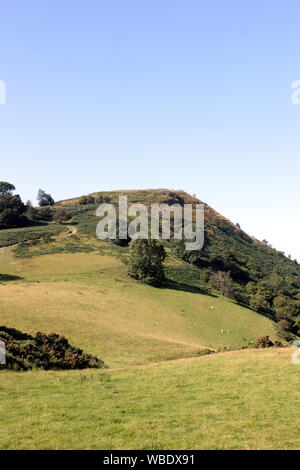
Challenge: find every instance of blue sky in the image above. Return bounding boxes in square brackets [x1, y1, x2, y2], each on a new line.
[0, 1, 299, 260]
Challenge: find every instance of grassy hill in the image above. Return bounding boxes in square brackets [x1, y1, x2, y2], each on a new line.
[0, 188, 299, 449]
[1, 234, 278, 368]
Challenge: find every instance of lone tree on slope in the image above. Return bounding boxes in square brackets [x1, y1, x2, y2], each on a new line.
[128, 239, 166, 287]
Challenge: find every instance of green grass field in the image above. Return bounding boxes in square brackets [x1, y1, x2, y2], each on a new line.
[0, 223, 298, 449]
[0, 241, 277, 367]
[0, 349, 299, 450]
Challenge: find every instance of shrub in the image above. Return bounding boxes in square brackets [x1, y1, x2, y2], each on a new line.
[256, 336, 283, 348]
[256, 336, 274, 348]
[249, 293, 271, 314]
[37, 206, 53, 221]
[53, 209, 71, 224]
[79, 195, 95, 205]
[231, 288, 250, 306]
[0, 326, 106, 371]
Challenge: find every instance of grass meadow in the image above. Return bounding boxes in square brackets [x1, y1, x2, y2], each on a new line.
[0, 349, 298, 450]
[0, 223, 298, 449]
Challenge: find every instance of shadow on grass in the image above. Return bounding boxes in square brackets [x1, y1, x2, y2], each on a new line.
[0, 274, 23, 282]
[165, 279, 217, 297]
[234, 300, 276, 321]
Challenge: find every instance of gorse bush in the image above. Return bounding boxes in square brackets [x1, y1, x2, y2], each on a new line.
[256, 336, 282, 348]
[0, 326, 106, 371]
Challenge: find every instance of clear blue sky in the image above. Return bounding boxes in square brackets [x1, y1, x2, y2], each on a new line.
[1, 1, 299, 260]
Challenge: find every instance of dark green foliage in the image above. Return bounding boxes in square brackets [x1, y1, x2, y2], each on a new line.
[56, 203, 99, 237]
[249, 293, 272, 314]
[0, 224, 64, 248]
[53, 208, 71, 224]
[208, 271, 234, 297]
[231, 288, 250, 306]
[128, 239, 166, 286]
[0, 326, 105, 371]
[79, 195, 95, 205]
[37, 189, 54, 206]
[209, 250, 249, 282]
[25, 200, 38, 220]
[36, 206, 53, 221]
[0, 192, 27, 229]
[13, 241, 95, 258]
[160, 192, 185, 206]
[273, 296, 300, 338]
[164, 265, 202, 285]
[0, 181, 15, 194]
[244, 276, 300, 337]
[111, 218, 131, 247]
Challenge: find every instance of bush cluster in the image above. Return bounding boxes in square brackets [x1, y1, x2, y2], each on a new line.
[0, 326, 105, 371]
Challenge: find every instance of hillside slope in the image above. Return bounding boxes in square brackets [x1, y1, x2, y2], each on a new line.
[0, 189, 298, 451]
[1, 188, 298, 367]
[1, 242, 277, 367]
[55, 189, 300, 341]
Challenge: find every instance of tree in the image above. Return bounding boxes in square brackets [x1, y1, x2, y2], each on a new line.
[0, 192, 27, 229]
[37, 189, 54, 206]
[25, 200, 38, 220]
[128, 239, 166, 286]
[37, 206, 53, 221]
[249, 293, 271, 313]
[208, 271, 234, 297]
[0, 194, 27, 228]
[0, 182, 30, 229]
[79, 195, 95, 205]
[0, 182, 15, 194]
[53, 209, 71, 224]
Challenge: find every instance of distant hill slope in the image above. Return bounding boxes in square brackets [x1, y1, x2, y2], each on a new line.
[0, 188, 299, 363]
[57, 188, 298, 273]
[56, 189, 300, 339]
[0, 248, 277, 367]
[0, 188, 298, 451]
